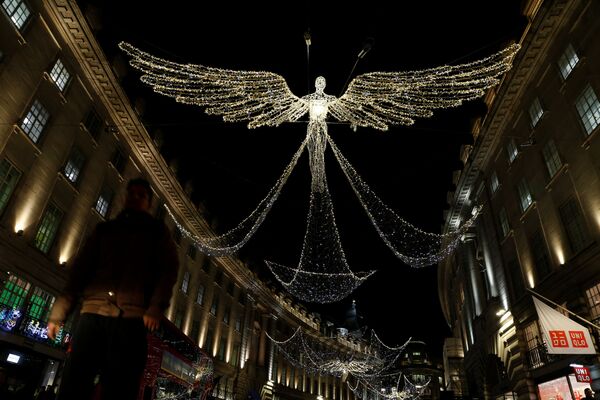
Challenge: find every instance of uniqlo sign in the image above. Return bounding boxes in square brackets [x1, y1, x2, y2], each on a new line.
[534, 297, 595, 355]
[573, 367, 591, 383]
[548, 330, 589, 349]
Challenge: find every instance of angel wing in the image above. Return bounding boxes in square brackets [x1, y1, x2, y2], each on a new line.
[329, 43, 520, 131]
[119, 42, 309, 128]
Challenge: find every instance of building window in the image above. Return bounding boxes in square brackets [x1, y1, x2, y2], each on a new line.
[585, 282, 600, 321]
[231, 342, 240, 367]
[227, 282, 234, 296]
[201, 259, 210, 273]
[524, 321, 542, 351]
[110, 147, 126, 174]
[530, 230, 551, 279]
[0, 159, 21, 215]
[517, 179, 533, 212]
[34, 203, 63, 254]
[210, 295, 219, 315]
[49, 59, 71, 92]
[489, 170, 499, 194]
[1, 0, 31, 30]
[191, 319, 200, 343]
[559, 198, 590, 254]
[196, 284, 205, 305]
[174, 307, 183, 329]
[218, 334, 227, 361]
[542, 139, 562, 178]
[95, 186, 113, 217]
[529, 97, 544, 127]
[26, 286, 54, 321]
[576, 85, 600, 136]
[508, 259, 525, 299]
[223, 305, 230, 325]
[0, 273, 31, 309]
[21, 100, 50, 143]
[557, 44, 579, 80]
[82, 108, 103, 140]
[187, 244, 196, 260]
[63, 146, 85, 184]
[181, 271, 190, 294]
[238, 292, 246, 306]
[235, 314, 242, 332]
[215, 270, 224, 286]
[204, 328, 214, 351]
[506, 139, 518, 164]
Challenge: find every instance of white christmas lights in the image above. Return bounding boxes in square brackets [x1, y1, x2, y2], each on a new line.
[267, 327, 409, 380]
[121, 41, 518, 302]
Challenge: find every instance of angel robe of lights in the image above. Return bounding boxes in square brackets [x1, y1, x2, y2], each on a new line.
[120, 42, 520, 303]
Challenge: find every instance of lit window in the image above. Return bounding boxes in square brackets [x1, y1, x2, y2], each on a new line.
[517, 179, 533, 212]
[489, 171, 499, 194]
[506, 139, 518, 164]
[575, 85, 600, 135]
[223, 305, 230, 324]
[585, 282, 600, 320]
[21, 100, 50, 143]
[210, 295, 218, 315]
[95, 186, 113, 217]
[529, 97, 544, 127]
[541, 139, 562, 178]
[63, 147, 85, 184]
[27, 286, 54, 321]
[181, 271, 190, 294]
[217, 334, 227, 360]
[0, 273, 30, 308]
[1, 0, 31, 30]
[34, 203, 63, 253]
[196, 285, 205, 305]
[499, 208, 510, 237]
[0, 159, 21, 215]
[557, 44, 579, 80]
[49, 59, 71, 92]
[559, 198, 590, 254]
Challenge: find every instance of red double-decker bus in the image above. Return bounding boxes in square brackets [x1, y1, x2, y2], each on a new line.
[139, 318, 213, 400]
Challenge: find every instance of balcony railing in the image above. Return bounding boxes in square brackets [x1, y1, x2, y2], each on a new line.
[525, 343, 559, 369]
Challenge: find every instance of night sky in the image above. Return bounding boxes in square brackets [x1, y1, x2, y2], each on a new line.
[81, 0, 526, 357]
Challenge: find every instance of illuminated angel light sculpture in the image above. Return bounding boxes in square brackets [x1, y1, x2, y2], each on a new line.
[120, 42, 519, 302]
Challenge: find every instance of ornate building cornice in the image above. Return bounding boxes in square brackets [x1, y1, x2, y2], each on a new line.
[444, 0, 573, 233]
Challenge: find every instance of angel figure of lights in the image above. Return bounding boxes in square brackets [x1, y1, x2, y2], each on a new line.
[120, 41, 519, 303]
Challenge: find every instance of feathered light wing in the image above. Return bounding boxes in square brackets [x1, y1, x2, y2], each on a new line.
[329, 43, 520, 131]
[119, 42, 308, 128]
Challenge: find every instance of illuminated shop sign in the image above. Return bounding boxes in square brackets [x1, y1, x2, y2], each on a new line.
[537, 375, 592, 400]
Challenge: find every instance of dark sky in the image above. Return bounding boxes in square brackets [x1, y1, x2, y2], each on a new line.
[82, 0, 526, 357]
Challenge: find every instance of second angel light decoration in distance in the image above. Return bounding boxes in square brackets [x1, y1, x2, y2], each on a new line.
[120, 41, 519, 303]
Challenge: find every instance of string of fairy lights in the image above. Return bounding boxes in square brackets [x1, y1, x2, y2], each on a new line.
[120, 41, 519, 303]
[267, 327, 410, 379]
[348, 373, 429, 400]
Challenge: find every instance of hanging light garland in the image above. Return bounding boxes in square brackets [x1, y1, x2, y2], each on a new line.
[120, 41, 519, 302]
[348, 374, 429, 400]
[267, 327, 410, 379]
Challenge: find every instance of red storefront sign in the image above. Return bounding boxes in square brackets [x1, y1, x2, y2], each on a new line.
[573, 367, 591, 383]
